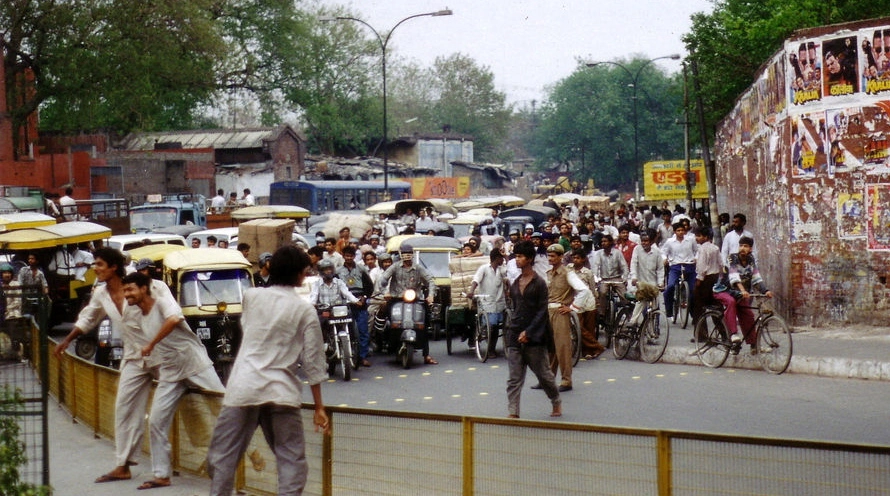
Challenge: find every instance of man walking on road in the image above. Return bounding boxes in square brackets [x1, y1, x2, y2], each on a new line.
[544, 243, 592, 392]
[207, 246, 330, 495]
[505, 241, 561, 419]
[121, 271, 225, 490]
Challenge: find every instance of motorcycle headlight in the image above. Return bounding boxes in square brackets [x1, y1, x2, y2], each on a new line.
[404, 289, 417, 302]
[217, 301, 228, 313]
[332, 305, 349, 318]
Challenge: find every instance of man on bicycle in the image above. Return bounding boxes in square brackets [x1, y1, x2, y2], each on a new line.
[589, 234, 629, 323]
[467, 250, 508, 358]
[713, 236, 773, 350]
[661, 223, 698, 320]
[628, 230, 664, 326]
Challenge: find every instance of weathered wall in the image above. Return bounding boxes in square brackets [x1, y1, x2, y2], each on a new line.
[715, 18, 890, 326]
[108, 149, 214, 201]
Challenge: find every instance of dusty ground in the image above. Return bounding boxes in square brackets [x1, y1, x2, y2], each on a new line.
[793, 323, 890, 340]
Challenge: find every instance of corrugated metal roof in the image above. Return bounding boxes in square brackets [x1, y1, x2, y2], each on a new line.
[117, 127, 284, 151]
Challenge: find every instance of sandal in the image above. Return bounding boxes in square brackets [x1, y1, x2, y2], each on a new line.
[95, 472, 131, 483]
[137, 478, 171, 490]
[424, 356, 438, 365]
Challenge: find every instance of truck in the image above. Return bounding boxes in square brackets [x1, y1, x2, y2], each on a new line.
[129, 193, 206, 233]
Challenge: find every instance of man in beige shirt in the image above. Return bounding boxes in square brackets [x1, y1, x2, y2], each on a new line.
[544, 244, 592, 391]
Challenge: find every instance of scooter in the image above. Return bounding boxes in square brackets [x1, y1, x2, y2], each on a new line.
[380, 289, 427, 369]
[317, 303, 357, 381]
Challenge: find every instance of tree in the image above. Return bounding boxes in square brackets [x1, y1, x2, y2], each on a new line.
[2, 0, 226, 142]
[683, 0, 890, 137]
[531, 58, 684, 191]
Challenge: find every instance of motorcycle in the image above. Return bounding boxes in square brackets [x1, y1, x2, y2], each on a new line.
[317, 303, 357, 381]
[377, 289, 427, 369]
[74, 317, 122, 369]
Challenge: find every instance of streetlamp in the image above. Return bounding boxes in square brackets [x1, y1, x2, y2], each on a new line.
[321, 9, 453, 198]
[586, 54, 681, 192]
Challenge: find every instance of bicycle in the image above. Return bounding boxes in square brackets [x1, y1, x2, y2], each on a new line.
[470, 294, 500, 363]
[693, 294, 792, 374]
[594, 281, 634, 349]
[612, 293, 671, 363]
[669, 263, 692, 329]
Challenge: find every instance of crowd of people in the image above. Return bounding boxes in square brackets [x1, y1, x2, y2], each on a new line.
[35, 196, 775, 492]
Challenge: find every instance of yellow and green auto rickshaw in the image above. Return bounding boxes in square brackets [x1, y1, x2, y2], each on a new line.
[163, 248, 252, 382]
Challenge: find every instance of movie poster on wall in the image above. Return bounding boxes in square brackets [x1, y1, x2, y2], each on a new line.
[866, 183, 890, 250]
[860, 27, 890, 96]
[860, 104, 890, 174]
[788, 39, 822, 106]
[825, 107, 864, 175]
[837, 191, 865, 238]
[822, 36, 859, 98]
[790, 112, 826, 177]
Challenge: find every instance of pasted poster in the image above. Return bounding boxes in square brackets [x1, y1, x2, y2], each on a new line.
[837, 191, 865, 238]
[822, 36, 859, 98]
[866, 183, 890, 250]
[790, 112, 826, 176]
[825, 107, 864, 175]
[861, 28, 890, 96]
[789, 39, 822, 106]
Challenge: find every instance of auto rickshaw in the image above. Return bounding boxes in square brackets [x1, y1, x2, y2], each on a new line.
[393, 236, 461, 341]
[163, 248, 252, 383]
[126, 243, 189, 280]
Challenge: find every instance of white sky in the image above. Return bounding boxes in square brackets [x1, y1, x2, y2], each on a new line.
[319, 0, 715, 105]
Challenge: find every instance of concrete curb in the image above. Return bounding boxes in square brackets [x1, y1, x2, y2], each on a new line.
[661, 345, 890, 381]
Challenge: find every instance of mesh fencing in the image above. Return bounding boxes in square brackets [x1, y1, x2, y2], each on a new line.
[47, 341, 890, 496]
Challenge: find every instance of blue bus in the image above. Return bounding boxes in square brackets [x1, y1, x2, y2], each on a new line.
[269, 180, 412, 213]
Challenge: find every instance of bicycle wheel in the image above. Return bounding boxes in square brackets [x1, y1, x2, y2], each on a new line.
[612, 309, 634, 360]
[757, 315, 792, 374]
[570, 313, 582, 366]
[639, 309, 670, 364]
[474, 312, 489, 363]
[677, 281, 690, 329]
[694, 311, 729, 368]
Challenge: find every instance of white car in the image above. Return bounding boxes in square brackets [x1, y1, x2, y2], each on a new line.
[107, 233, 187, 253]
[186, 227, 240, 248]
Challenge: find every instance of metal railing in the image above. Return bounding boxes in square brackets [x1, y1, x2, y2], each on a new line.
[44, 339, 890, 495]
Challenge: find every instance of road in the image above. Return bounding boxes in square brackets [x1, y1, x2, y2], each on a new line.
[321, 337, 890, 446]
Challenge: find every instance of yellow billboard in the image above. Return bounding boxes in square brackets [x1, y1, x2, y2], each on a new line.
[643, 160, 708, 201]
[410, 177, 471, 199]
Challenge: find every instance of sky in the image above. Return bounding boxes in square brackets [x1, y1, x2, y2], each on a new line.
[319, 0, 715, 106]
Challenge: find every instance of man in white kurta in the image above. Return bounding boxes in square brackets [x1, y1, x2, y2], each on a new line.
[207, 246, 329, 496]
[122, 271, 224, 490]
[54, 248, 159, 483]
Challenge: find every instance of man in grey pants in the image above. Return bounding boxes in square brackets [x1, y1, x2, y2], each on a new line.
[504, 241, 562, 419]
[207, 246, 329, 495]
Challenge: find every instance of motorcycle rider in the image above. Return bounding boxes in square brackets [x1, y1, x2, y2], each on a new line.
[309, 259, 360, 355]
[378, 244, 438, 365]
[337, 246, 373, 367]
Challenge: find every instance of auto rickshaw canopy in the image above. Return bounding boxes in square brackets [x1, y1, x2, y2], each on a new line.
[127, 243, 189, 264]
[230, 205, 311, 220]
[366, 199, 457, 217]
[0, 221, 111, 250]
[0, 213, 57, 232]
[163, 247, 252, 273]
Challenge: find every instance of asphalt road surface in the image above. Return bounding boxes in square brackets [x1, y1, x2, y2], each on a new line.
[321, 337, 890, 447]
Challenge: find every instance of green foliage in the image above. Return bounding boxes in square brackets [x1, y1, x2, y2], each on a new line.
[0, 385, 51, 495]
[531, 58, 684, 191]
[387, 54, 511, 163]
[684, 0, 890, 134]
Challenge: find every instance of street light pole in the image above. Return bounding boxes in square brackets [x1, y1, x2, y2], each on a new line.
[321, 9, 453, 199]
[587, 54, 680, 195]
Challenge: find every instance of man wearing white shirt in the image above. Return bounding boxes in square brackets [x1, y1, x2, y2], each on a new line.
[467, 251, 508, 358]
[121, 272, 224, 490]
[661, 223, 698, 319]
[210, 189, 226, 213]
[208, 246, 329, 495]
[721, 213, 755, 266]
[241, 188, 255, 206]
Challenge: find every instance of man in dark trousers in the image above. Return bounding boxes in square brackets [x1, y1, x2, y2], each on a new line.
[504, 240, 561, 419]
